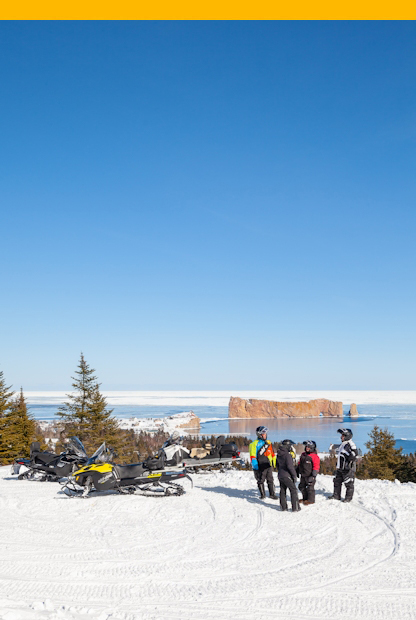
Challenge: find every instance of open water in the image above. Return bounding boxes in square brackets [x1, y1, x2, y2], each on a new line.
[25, 390, 416, 455]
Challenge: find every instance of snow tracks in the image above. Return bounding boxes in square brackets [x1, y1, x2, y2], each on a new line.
[0, 468, 415, 620]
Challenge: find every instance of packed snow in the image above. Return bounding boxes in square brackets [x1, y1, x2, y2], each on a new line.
[1, 466, 416, 620]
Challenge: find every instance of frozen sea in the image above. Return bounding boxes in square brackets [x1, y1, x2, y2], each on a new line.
[25, 390, 416, 454]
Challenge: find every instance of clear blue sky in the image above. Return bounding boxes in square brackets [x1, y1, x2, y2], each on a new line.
[1, 21, 415, 390]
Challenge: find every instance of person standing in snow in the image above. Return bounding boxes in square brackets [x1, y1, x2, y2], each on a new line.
[297, 440, 320, 505]
[329, 428, 358, 502]
[276, 439, 300, 512]
[249, 426, 277, 500]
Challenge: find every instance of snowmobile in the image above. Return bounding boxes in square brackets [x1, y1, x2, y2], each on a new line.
[62, 435, 242, 498]
[180, 435, 242, 472]
[61, 442, 193, 498]
[12, 437, 93, 482]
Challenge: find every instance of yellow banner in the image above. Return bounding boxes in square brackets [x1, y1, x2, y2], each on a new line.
[2, 0, 416, 20]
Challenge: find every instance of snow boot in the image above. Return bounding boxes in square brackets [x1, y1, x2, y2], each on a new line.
[343, 497, 353, 503]
[267, 481, 278, 499]
[258, 483, 266, 499]
[328, 495, 341, 500]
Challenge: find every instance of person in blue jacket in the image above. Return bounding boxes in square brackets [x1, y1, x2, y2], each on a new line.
[249, 426, 277, 500]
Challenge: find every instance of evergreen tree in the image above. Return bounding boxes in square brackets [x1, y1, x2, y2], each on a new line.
[2, 388, 36, 462]
[0, 370, 15, 465]
[57, 354, 130, 457]
[0, 370, 14, 417]
[358, 425, 403, 481]
[57, 354, 98, 429]
[394, 453, 416, 483]
[87, 384, 124, 451]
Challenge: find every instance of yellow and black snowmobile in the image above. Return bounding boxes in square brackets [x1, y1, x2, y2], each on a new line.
[61, 443, 193, 498]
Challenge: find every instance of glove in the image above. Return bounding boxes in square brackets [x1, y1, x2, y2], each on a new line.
[307, 476, 314, 484]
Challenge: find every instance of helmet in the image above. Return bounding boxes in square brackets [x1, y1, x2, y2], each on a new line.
[303, 440, 317, 451]
[281, 439, 294, 447]
[338, 428, 353, 441]
[256, 426, 268, 438]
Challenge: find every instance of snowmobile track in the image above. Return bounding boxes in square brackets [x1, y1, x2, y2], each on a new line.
[1, 469, 415, 620]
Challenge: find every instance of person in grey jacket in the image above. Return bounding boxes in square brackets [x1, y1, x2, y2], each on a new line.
[276, 439, 300, 512]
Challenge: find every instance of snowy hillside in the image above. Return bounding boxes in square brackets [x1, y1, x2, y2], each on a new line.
[0, 466, 415, 620]
[117, 411, 199, 434]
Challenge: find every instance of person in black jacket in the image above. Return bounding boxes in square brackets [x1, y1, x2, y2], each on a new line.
[276, 439, 300, 512]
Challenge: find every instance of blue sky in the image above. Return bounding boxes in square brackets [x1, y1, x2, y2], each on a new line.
[1, 21, 415, 390]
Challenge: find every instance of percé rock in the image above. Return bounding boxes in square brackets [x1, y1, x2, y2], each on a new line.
[349, 403, 359, 417]
[229, 397, 343, 418]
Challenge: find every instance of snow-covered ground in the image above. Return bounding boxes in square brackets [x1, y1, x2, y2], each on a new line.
[1, 467, 415, 620]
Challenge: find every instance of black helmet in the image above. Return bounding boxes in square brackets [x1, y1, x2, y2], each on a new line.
[281, 439, 294, 447]
[256, 426, 268, 438]
[303, 440, 317, 451]
[338, 428, 353, 440]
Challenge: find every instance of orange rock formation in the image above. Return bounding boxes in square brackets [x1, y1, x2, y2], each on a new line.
[229, 397, 343, 418]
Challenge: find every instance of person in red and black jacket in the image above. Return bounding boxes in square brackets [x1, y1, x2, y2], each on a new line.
[297, 440, 320, 505]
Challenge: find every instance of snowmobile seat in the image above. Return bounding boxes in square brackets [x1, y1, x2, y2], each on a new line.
[203, 449, 220, 459]
[30, 442, 41, 456]
[143, 455, 165, 470]
[220, 442, 239, 458]
[31, 445, 58, 465]
[114, 463, 147, 479]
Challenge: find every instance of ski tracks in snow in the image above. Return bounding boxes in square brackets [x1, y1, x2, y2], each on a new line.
[0, 469, 415, 620]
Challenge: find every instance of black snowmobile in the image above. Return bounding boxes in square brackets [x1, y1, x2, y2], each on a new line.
[181, 435, 242, 471]
[13, 437, 92, 482]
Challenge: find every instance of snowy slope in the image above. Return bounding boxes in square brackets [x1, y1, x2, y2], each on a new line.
[0, 466, 415, 620]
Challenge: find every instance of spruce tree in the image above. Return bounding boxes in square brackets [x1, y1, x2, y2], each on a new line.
[57, 353, 98, 440]
[0, 371, 15, 465]
[0, 370, 14, 417]
[57, 354, 129, 457]
[2, 388, 36, 462]
[358, 425, 403, 481]
[88, 385, 121, 448]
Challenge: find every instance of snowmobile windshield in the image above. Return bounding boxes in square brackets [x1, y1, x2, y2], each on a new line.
[87, 442, 107, 464]
[67, 437, 88, 459]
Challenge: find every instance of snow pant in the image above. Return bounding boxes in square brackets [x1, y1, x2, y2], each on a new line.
[299, 475, 316, 503]
[333, 469, 355, 500]
[279, 475, 299, 510]
[254, 464, 275, 497]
